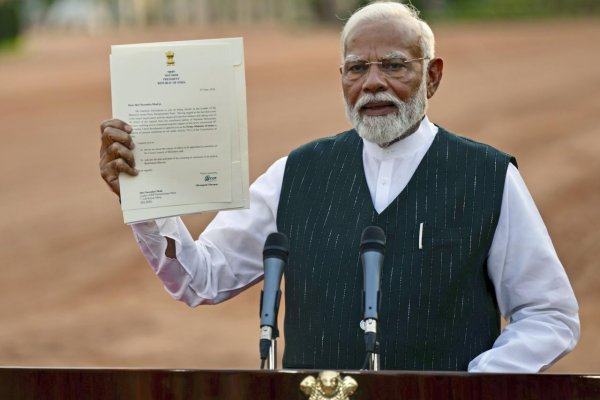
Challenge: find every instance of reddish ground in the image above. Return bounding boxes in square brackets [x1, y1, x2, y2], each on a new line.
[0, 20, 598, 373]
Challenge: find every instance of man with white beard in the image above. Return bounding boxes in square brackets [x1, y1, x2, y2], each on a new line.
[99, 1, 579, 372]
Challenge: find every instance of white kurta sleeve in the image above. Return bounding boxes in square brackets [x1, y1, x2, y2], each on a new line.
[130, 157, 287, 307]
[468, 164, 580, 372]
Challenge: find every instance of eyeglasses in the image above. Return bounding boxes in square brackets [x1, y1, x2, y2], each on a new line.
[340, 57, 429, 81]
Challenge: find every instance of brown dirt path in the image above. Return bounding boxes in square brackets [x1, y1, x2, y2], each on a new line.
[0, 20, 598, 372]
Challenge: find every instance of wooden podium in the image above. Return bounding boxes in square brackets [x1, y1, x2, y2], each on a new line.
[0, 368, 600, 400]
[1, 368, 599, 399]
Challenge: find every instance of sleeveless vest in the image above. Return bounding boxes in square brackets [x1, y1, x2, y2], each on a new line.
[276, 127, 515, 371]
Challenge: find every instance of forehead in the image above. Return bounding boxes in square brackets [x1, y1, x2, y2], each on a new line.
[344, 17, 422, 60]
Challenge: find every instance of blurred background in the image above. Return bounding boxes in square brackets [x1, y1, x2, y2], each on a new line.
[0, 0, 598, 373]
[4, 0, 600, 34]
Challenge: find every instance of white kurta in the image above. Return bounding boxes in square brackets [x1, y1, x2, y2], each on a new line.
[131, 117, 579, 372]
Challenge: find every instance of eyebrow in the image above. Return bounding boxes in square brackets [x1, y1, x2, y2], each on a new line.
[343, 51, 410, 63]
[382, 51, 409, 60]
[344, 54, 364, 63]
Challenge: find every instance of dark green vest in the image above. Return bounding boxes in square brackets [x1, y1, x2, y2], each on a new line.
[276, 127, 515, 371]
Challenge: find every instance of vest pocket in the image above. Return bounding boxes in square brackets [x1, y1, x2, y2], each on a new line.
[420, 226, 467, 249]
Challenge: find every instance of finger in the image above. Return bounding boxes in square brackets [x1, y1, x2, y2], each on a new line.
[100, 158, 139, 196]
[113, 157, 139, 176]
[100, 118, 134, 153]
[107, 142, 136, 167]
[101, 125, 135, 150]
[99, 142, 134, 170]
[100, 118, 132, 136]
[100, 155, 138, 178]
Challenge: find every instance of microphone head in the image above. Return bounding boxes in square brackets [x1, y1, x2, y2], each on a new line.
[360, 226, 386, 253]
[263, 232, 290, 260]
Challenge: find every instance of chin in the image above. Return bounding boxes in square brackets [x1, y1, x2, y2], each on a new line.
[354, 114, 406, 144]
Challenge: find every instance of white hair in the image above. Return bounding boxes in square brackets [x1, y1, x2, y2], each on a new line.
[341, 1, 435, 60]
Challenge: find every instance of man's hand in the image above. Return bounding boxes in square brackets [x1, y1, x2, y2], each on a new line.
[99, 119, 138, 197]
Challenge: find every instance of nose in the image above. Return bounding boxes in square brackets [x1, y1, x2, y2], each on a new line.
[362, 63, 388, 93]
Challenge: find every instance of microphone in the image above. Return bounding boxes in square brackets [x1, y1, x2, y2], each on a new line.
[259, 232, 289, 368]
[360, 226, 386, 368]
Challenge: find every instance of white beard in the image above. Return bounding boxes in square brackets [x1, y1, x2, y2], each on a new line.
[345, 80, 428, 145]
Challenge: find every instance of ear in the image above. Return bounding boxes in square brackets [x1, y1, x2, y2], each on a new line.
[426, 57, 443, 99]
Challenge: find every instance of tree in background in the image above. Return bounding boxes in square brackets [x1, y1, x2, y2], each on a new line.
[434, 0, 600, 19]
[9, 0, 600, 33]
[0, 0, 21, 49]
[310, 0, 337, 22]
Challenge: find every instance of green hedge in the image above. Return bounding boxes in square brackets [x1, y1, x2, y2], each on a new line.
[0, 0, 21, 45]
[413, 0, 600, 19]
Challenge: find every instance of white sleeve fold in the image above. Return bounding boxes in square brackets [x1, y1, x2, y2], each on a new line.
[130, 156, 287, 307]
[468, 164, 580, 372]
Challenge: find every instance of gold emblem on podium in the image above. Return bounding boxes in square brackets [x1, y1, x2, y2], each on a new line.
[300, 371, 358, 400]
[165, 50, 175, 66]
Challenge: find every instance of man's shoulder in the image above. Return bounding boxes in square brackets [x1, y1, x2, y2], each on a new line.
[436, 126, 517, 166]
[436, 125, 500, 151]
[289, 129, 359, 157]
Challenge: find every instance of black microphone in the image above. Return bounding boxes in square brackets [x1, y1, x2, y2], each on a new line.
[259, 232, 289, 367]
[360, 226, 386, 357]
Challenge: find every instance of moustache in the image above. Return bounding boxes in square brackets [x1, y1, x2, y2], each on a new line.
[354, 93, 403, 113]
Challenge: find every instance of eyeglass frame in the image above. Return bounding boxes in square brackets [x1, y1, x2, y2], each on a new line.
[339, 56, 430, 81]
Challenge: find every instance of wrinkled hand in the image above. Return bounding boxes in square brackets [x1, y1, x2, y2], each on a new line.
[99, 119, 138, 197]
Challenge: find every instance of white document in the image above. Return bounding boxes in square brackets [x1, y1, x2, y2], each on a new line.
[110, 38, 249, 224]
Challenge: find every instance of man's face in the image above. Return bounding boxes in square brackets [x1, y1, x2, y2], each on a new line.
[342, 18, 428, 144]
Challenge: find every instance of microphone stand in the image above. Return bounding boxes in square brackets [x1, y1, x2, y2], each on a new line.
[364, 318, 380, 371]
[259, 321, 279, 369]
[269, 340, 277, 369]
